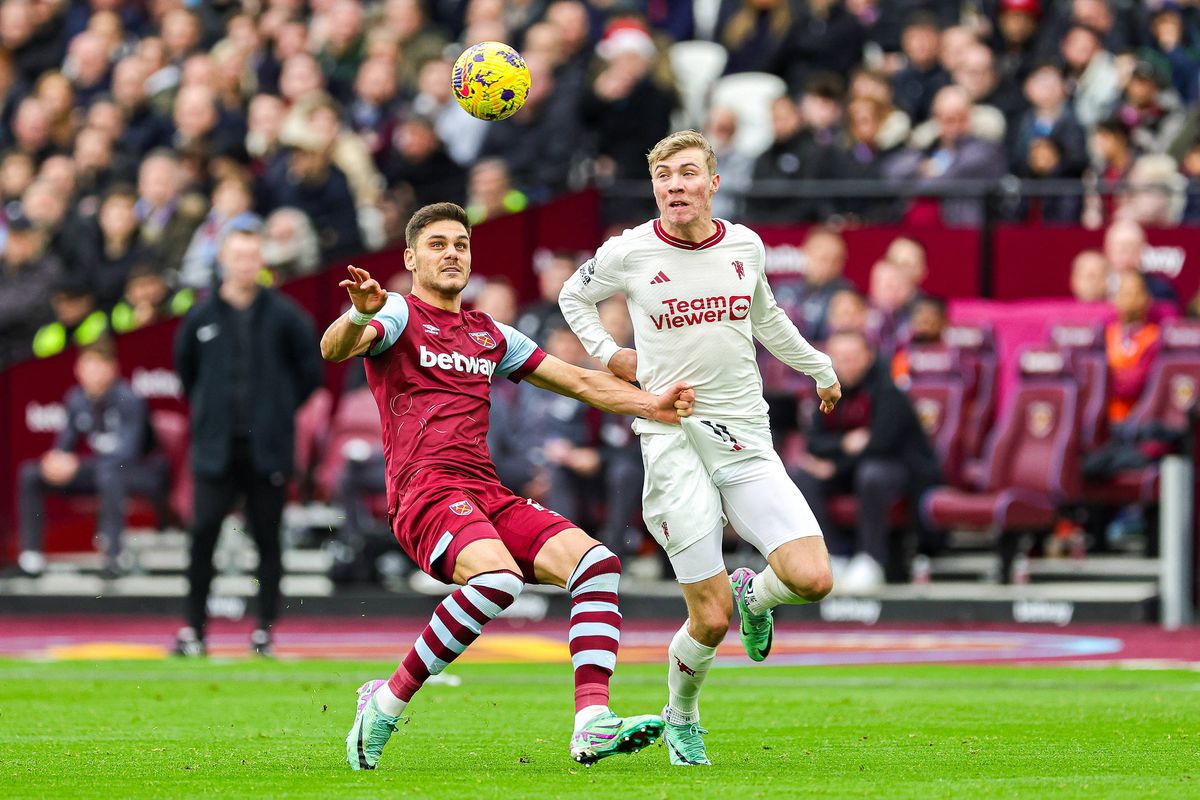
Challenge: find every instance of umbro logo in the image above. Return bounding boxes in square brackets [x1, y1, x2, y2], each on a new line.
[650, 271, 671, 285]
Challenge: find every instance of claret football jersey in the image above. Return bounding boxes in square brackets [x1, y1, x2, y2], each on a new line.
[363, 292, 546, 514]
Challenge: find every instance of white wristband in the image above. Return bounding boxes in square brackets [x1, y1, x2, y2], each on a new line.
[348, 307, 376, 326]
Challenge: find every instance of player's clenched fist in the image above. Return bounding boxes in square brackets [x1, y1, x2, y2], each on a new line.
[817, 381, 841, 414]
[652, 381, 695, 423]
[339, 265, 388, 314]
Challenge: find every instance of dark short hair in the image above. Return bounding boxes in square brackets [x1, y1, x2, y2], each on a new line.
[913, 294, 948, 316]
[405, 202, 471, 248]
[79, 335, 118, 362]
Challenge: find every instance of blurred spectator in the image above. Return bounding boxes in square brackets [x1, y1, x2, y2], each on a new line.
[774, 225, 851, 341]
[21, 176, 86, 270]
[883, 86, 1007, 226]
[746, 95, 819, 222]
[823, 96, 904, 221]
[72, 125, 131, 208]
[31, 278, 108, 359]
[848, 68, 912, 151]
[173, 227, 323, 657]
[6, 97, 54, 162]
[1104, 270, 1160, 425]
[1181, 138, 1200, 223]
[1, 0, 67, 86]
[279, 52, 327, 107]
[891, 294, 948, 385]
[410, 57, 488, 167]
[262, 207, 322, 280]
[1083, 116, 1134, 227]
[1011, 62, 1089, 180]
[792, 330, 941, 590]
[383, 114, 467, 212]
[1060, 22, 1121, 128]
[867, 258, 916, 354]
[33, 71, 78, 153]
[110, 56, 172, 160]
[581, 20, 676, 182]
[1142, 4, 1200, 105]
[88, 184, 150, 309]
[1069, 249, 1110, 304]
[790, 0, 866, 92]
[705, 106, 753, 219]
[1188, 287, 1200, 319]
[993, 0, 1045, 87]
[0, 150, 36, 205]
[0, 214, 61, 367]
[135, 150, 207, 278]
[171, 83, 245, 164]
[946, 43, 1017, 139]
[1117, 153, 1187, 227]
[465, 158, 528, 225]
[380, 0, 450, 82]
[179, 174, 260, 290]
[262, 117, 363, 264]
[718, 0, 801, 82]
[1103, 218, 1177, 304]
[516, 248, 576, 341]
[348, 56, 400, 163]
[825, 287, 871, 338]
[15, 337, 166, 578]
[244, 93, 287, 178]
[111, 261, 195, 334]
[891, 13, 952, 125]
[316, 0, 367, 103]
[479, 53, 580, 200]
[885, 235, 928, 288]
[64, 30, 113, 107]
[1115, 59, 1187, 155]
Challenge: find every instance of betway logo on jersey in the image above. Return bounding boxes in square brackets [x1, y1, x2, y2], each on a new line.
[419, 345, 495, 376]
[651, 295, 751, 330]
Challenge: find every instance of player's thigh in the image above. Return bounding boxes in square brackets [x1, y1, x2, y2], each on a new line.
[451, 537, 522, 585]
[666, 525, 726, 585]
[489, 494, 578, 583]
[531, 527, 603, 589]
[717, 456, 823, 559]
[640, 430, 724, 555]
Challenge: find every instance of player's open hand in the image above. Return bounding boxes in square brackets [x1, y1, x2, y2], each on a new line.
[817, 381, 841, 414]
[339, 265, 387, 314]
[652, 381, 695, 424]
[608, 347, 638, 383]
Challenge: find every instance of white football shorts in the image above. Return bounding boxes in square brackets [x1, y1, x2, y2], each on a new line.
[638, 416, 823, 584]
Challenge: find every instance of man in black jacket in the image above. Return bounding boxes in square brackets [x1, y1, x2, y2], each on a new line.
[792, 331, 941, 590]
[16, 336, 166, 578]
[173, 224, 323, 656]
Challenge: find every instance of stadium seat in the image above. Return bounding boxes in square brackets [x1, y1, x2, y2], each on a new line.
[668, 41, 728, 131]
[1049, 324, 1108, 451]
[150, 409, 192, 527]
[1081, 319, 1200, 506]
[709, 72, 787, 158]
[922, 348, 1081, 571]
[314, 388, 383, 501]
[293, 387, 333, 501]
[944, 324, 996, 465]
[907, 382, 966, 489]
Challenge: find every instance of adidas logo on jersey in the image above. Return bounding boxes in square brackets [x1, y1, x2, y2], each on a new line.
[649, 271, 671, 285]
[419, 345, 495, 377]
[651, 295, 751, 330]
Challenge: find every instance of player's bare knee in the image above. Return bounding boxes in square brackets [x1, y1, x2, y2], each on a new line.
[784, 565, 833, 602]
[688, 599, 732, 645]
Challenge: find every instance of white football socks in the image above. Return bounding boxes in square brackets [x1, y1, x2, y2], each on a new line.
[574, 704, 610, 732]
[664, 624, 716, 725]
[744, 566, 806, 616]
[372, 682, 408, 717]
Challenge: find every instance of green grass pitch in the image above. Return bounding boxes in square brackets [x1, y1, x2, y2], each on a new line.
[1, 659, 1196, 799]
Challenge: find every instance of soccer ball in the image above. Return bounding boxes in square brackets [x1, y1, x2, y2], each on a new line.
[451, 41, 531, 122]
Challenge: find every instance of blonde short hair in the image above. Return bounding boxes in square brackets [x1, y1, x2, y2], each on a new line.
[646, 130, 717, 177]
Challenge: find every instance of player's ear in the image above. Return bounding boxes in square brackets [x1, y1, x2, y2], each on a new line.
[403, 248, 415, 272]
[710, 172, 721, 193]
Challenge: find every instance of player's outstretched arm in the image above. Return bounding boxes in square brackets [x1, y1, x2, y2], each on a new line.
[525, 354, 694, 423]
[321, 265, 387, 362]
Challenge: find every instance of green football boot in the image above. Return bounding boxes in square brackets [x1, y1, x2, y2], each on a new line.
[569, 711, 664, 765]
[730, 567, 773, 662]
[346, 679, 401, 770]
[662, 707, 711, 766]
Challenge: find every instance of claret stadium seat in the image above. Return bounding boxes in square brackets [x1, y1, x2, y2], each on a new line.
[1049, 324, 1108, 452]
[922, 348, 1081, 577]
[904, 345, 967, 487]
[293, 387, 333, 501]
[944, 324, 996, 465]
[315, 388, 384, 502]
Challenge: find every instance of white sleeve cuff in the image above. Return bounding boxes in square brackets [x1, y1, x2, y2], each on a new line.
[813, 366, 839, 389]
[597, 340, 622, 368]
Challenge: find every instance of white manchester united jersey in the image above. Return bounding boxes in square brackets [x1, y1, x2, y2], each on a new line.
[559, 218, 837, 431]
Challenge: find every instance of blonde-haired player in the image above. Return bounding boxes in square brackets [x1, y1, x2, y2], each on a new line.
[559, 130, 841, 766]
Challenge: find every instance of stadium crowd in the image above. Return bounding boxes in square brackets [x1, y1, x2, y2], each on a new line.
[5, 0, 1200, 589]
